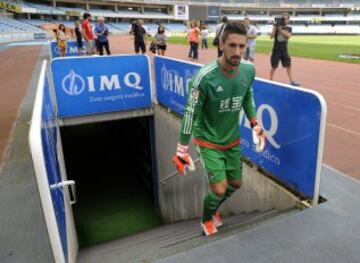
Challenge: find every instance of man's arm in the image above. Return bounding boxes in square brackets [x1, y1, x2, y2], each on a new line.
[278, 27, 292, 39]
[173, 77, 206, 175]
[179, 78, 206, 146]
[248, 27, 258, 40]
[243, 67, 266, 152]
[270, 26, 277, 39]
[94, 26, 102, 36]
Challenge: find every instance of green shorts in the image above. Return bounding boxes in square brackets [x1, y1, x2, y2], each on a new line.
[196, 145, 243, 184]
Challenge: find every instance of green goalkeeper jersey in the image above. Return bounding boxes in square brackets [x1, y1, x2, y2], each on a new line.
[179, 59, 256, 147]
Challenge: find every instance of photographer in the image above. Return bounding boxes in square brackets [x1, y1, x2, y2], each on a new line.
[94, 17, 111, 55]
[269, 13, 299, 86]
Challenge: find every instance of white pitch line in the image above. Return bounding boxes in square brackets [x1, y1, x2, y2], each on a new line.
[323, 163, 360, 185]
[328, 101, 360, 112]
[327, 123, 360, 137]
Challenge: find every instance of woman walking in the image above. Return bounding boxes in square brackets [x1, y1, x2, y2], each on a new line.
[189, 21, 200, 60]
[154, 25, 167, 56]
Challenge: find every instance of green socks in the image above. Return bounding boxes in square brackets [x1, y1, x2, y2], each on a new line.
[218, 185, 236, 209]
[202, 186, 238, 222]
[202, 191, 223, 222]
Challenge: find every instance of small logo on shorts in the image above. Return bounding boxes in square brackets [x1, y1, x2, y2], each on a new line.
[207, 171, 214, 179]
[216, 86, 224, 92]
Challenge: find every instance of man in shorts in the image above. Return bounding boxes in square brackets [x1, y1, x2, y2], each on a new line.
[130, 19, 148, 54]
[82, 12, 95, 55]
[269, 13, 300, 86]
[74, 20, 84, 55]
[173, 22, 266, 236]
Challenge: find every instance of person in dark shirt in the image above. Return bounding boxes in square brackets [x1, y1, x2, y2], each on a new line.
[130, 19, 149, 54]
[74, 20, 84, 55]
[269, 13, 300, 86]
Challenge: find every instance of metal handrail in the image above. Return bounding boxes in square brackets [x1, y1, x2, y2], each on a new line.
[159, 158, 200, 185]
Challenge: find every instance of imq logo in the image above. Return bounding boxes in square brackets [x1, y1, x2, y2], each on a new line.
[54, 46, 79, 56]
[61, 70, 143, 96]
[161, 64, 189, 97]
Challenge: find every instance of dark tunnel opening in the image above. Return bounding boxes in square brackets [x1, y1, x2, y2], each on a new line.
[60, 116, 162, 248]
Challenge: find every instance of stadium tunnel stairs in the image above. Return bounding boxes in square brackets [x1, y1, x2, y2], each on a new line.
[0, 50, 318, 263]
[57, 103, 308, 262]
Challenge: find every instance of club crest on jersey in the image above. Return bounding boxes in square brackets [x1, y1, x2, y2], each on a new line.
[241, 79, 249, 87]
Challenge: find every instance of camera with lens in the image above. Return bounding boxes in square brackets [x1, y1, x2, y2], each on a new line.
[274, 16, 286, 27]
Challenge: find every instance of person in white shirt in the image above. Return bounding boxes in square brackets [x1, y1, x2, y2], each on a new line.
[201, 25, 209, 50]
[243, 17, 258, 63]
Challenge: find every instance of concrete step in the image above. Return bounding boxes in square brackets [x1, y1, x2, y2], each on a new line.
[78, 209, 290, 263]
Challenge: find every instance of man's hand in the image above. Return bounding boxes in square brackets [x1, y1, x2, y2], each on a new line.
[250, 119, 266, 152]
[172, 143, 195, 176]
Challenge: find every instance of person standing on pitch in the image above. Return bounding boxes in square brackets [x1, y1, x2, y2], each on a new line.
[82, 12, 95, 55]
[95, 17, 111, 55]
[130, 19, 148, 54]
[201, 25, 209, 50]
[154, 25, 167, 56]
[74, 20, 84, 55]
[173, 22, 266, 236]
[269, 13, 300, 86]
[56, 24, 67, 57]
[243, 17, 257, 63]
[215, 16, 228, 58]
[189, 21, 200, 60]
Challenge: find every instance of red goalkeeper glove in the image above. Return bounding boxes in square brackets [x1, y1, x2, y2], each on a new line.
[250, 119, 266, 153]
[172, 143, 195, 176]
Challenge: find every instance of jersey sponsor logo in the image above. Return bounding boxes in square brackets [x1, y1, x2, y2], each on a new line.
[61, 70, 143, 96]
[218, 96, 242, 113]
[216, 86, 224, 92]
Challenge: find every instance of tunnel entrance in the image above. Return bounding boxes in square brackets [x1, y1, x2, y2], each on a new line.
[60, 116, 162, 248]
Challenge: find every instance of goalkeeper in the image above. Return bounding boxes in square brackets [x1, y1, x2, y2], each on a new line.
[173, 22, 266, 236]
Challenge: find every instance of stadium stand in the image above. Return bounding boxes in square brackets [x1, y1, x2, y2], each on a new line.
[165, 23, 187, 32]
[0, 0, 360, 43]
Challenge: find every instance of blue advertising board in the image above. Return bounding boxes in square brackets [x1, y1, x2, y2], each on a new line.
[154, 56, 200, 115]
[154, 56, 326, 201]
[51, 55, 152, 118]
[41, 72, 68, 261]
[50, 40, 85, 58]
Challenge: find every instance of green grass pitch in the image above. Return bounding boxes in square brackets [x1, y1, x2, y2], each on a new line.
[166, 35, 360, 64]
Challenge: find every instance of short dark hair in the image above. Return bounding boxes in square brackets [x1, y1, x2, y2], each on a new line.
[83, 12, 91, 20]
[221, 22, 247, 43]
[282, 12, 290, 19]
[222, 16, 228, 23]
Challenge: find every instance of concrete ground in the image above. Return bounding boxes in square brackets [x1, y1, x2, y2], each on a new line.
[155, 165, 360, 263]
[0, 47, 53, 263]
